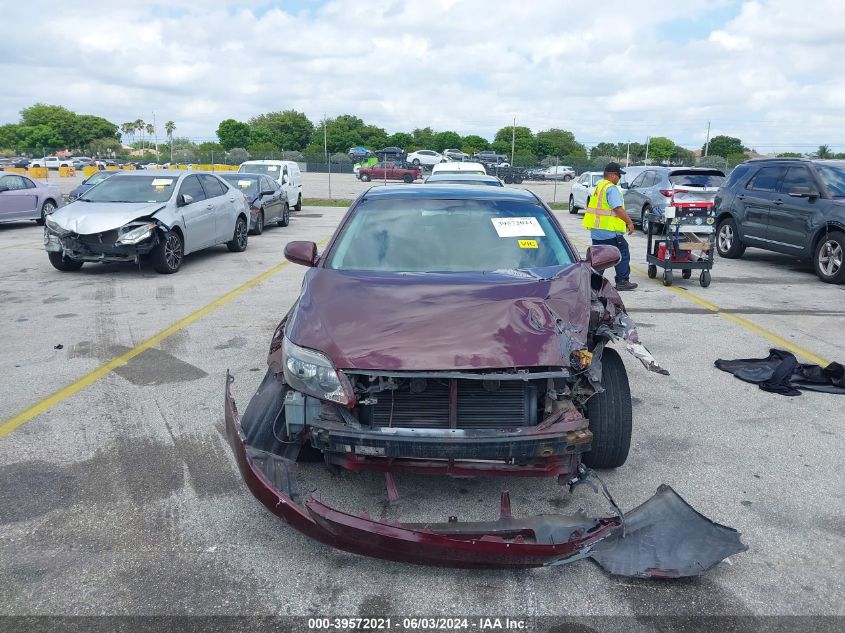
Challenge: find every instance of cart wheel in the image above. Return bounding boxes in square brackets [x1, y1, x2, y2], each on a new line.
[662, 270, 673, 287]
[647, 264, 657, 279]
[700, 270, 711, 287]
[682, 269, 692, 279]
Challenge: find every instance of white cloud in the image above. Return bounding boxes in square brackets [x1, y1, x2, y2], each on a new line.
[1, 0, 843, 152]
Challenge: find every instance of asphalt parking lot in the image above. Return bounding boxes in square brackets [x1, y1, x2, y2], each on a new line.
[0, 181, 843, 619]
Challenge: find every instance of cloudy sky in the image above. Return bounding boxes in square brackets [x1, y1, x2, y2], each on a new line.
[1, 0, 842, 151]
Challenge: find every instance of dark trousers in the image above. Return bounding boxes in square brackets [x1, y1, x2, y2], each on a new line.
[591, 234, 631, 283]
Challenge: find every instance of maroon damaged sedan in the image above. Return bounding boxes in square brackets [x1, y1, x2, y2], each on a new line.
[224, 185, 746, 576]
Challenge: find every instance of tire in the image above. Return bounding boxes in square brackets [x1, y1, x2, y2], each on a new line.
[813, 230, 845, 284]
[513, 176, 523, 184]
[151, 230, 183, 274]
[360, 173, 371, 182]
[278, 202, 290, 227]
[37, 199, 56, 226]
[641, 205, 651, 234]
[226, 216, 248, 253]
[583, 347, 632, 469]
[294, 194, 302, 212]
[251, 211, 264, 235]
[662, 270, 673, 286]
[563, 175, 572, 182]
[402, 174, 413, 184]
[47, 251, 83, 272]
[412, 158, 420, 166]
[682, 268, 692, 279]
[647, 264, 657, 278]
[717, 217, 746, 258]
[700, 270, 712, 287]
[569, 195, 578, 215]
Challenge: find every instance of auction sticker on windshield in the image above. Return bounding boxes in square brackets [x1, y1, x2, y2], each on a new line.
[491, 217, 546, 237]
[151, 179, 174, 186]
[518, 239, 538, 249]
[237, 180, 252, 187]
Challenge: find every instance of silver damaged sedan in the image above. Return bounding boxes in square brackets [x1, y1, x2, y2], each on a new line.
[44, 170, 250, 273]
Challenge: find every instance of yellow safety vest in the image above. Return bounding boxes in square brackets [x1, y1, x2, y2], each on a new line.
[582, 178, 627, 233]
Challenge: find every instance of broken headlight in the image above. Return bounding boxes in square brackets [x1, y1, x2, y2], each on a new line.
[116, 222, 157, 245]
[45, 217, 70, 236]
[282, 337, 353, 406]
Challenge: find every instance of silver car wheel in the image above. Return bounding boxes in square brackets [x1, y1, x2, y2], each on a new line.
[818, 238, 842, 277]
[236, 218, 247, 249]
[165, 234, 182, 270]
[718, 224, 734, 252]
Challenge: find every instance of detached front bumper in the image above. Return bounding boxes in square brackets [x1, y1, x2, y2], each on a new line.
[224, 372, 747, 576]
[44, 228, 157, 263]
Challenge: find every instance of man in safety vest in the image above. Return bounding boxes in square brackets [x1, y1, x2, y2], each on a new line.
[582, 162, 638, 291]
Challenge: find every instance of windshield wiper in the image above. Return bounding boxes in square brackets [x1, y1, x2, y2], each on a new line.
[78, 197, 92, 202]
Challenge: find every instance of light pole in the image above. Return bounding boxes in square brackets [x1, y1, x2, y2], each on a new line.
[511, 116, 516, 165]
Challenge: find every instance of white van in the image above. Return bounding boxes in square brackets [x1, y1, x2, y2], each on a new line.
[431, 161, 487, 176]
[238, 160, 303, 211]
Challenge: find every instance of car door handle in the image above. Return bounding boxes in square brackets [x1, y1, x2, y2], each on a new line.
[206, 204, 213, 209]
[773, 199, 783, 205]
[737, 194, 746, 200]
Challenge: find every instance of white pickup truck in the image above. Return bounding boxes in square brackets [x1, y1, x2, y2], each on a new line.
[28, 157, 75, 170]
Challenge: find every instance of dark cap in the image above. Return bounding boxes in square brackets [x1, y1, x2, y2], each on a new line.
[604, 162, 626, 175]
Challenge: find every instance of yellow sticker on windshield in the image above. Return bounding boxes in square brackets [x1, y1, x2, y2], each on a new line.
[518, 239, 538, 249]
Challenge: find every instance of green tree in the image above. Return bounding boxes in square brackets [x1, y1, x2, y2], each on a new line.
[535, 128, 585, 158]
[704, 135, 746, 158]
[647, 136, 675, 162]
[217, 119, 251, 150]
[777, 152, 803, 158]
[433, 131, 462, 152]
[493, 125, 535, 157]
[411, 127, 435, 150]
[247, 142, 278, 158]
[672, 146, 695, 165]
[87, 137, 122, 158]
[460, 134, 489, 154]
[248, 110, 314, 151]
[359, 124, 388, 149]
[72, 115, 119, 146]
[18, 125, 63, 151]
[0, 124, 21, 149]
[313, 115, 364, 154]
[387, 132, 414, 149]
[589, 142, 622, 159]
[814, 144, 833, 159]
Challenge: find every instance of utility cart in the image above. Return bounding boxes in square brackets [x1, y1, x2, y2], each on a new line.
[645, 183, 720, 287]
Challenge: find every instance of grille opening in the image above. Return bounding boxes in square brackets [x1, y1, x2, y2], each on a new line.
[356, 377, 540, 429]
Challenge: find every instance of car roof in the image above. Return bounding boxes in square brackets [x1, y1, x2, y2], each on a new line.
[425, 173, 501, 183]
[221, 172, 260, 178]
[239, 160, 297, 165]
[362, 184, 539, 202]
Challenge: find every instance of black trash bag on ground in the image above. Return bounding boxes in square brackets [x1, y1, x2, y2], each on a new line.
[715, 349, 845, 396]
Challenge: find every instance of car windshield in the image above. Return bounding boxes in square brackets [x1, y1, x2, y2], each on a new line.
[327, 198, 573, 273]
[238, 164, 280, 177]
[591, 175, 602, 185]
[81, 175, 176, 203]
[816, 164, 845, 198]
[84, 172, 111, 185]
[221, 175, 259, 195]
[670, 173, 725, 187]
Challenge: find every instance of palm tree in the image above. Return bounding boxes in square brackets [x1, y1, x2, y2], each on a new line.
[146, 123, 155, 157]
[121, 122, 134, 146]
[815, 144, 833, 159]
[165, 121, 176, 162]
[134, 119, 145, 150]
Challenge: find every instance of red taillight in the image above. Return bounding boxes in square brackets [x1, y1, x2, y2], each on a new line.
[660, 189, 673, 197]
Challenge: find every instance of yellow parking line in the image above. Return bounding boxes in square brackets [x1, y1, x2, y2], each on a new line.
[0, 238, 329, 438]
[570, 235, 830, 367]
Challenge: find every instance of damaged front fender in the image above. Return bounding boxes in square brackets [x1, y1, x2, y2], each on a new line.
[225, 373, 745, 576]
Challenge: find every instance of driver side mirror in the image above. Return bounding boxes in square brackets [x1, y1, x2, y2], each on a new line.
[261, 190, 275, 197]
[284, 240, 318, 267]
[788, 186, 819, 198]
[585, 244, 621, 272]
[0, 185, 9, 193]
[177, 193, 194, 207]
[620, 182, 630, 189]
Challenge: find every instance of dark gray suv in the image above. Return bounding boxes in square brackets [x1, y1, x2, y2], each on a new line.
[714, 159, 845, 283]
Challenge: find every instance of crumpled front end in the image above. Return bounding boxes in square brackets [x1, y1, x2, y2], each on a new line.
[225, 373, 746, 576]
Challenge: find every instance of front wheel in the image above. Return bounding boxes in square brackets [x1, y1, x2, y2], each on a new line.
[814, 230, 845, 284]
[583, 347, 632, 469]
[569, 196, 578, 215]
[700, 270, 712, 287]
[647, 264, 657, 278]
[563, 175, 572, 182]
[294, 194, 302, 212]
[151, 231, 183, 274]
[402, 174, 413, 183]
[278, 202, 290, 227]
[717, 217, 746, 258]
[226, 216, 248, 252]
[360, 173, 371, 182]
[662, 270, 673, 286]
[641, 206, 651, 234]
[47, 251, 83, 271]
[412, 158, 420, 166]
[37, 200, 56, 226]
